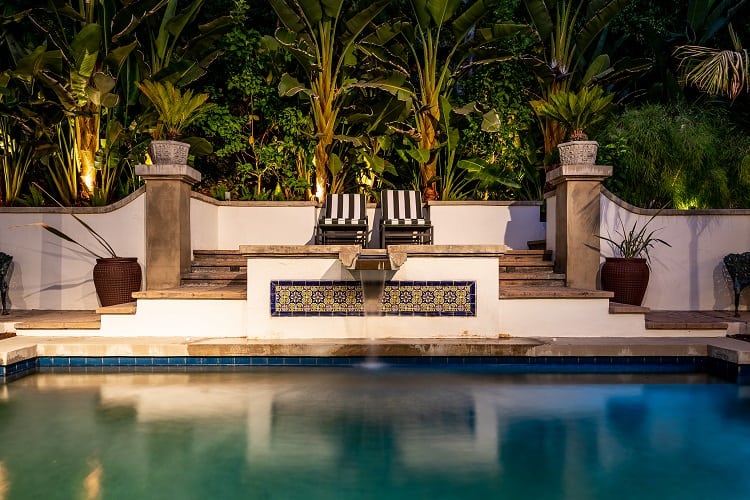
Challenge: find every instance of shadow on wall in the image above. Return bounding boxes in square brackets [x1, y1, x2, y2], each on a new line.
[713, 261, 735, 311]
[503, 206, 545, 250]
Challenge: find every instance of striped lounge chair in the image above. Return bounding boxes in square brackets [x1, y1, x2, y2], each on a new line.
[379, 189, 433, 247]
[315, 193, 369, 245]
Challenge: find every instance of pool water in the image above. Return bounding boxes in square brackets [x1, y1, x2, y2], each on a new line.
[1, 369, 749, 499]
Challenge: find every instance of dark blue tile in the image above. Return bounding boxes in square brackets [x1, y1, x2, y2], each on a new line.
[85, 357, 103, 367]
[37, 357, 53, 367]
[234, 357, 251, 365]
[69, 356, 86, 367]
[167, 357, 186, 365]
[186, 357, 202, 366]
[250, 357, 268, 365]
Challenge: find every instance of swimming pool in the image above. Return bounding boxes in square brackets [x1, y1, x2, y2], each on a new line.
[1, 369, 749, 499]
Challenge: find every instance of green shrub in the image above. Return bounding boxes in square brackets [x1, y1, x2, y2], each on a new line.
[598, 103, 750, 209]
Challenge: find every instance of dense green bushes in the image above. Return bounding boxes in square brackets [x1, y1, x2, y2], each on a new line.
[598, 103, 750, 209]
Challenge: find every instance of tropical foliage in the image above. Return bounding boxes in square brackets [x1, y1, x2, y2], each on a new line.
[1, 0, 750, 208]
[531, 85, 614, 140]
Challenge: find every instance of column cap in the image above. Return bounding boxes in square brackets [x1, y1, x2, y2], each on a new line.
[135, 164, 202, 185]
[546, 164, 612, 186]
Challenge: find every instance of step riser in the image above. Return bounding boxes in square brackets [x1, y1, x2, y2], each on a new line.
[500, 266, 555, 273]
[191, 266, 247, 273]
[182, 279, 247, 286]
[500, 280, 565, 287]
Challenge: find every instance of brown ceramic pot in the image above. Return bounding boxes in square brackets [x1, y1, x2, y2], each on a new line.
[600, 257, 650, 306]
[93, 258, 142, 307]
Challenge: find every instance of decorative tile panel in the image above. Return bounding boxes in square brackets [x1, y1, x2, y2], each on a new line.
[270, 280, 476, 317]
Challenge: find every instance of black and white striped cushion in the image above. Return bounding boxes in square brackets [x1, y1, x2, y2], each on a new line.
[380, 190, 424, 220]
[382, 218, 429, 226]
[320, 218, 367, 225]
[319, 194, 366, 222]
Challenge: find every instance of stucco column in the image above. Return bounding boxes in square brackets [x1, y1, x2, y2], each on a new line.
[546, 164, 612, 290]
[135, 164, 201, 290]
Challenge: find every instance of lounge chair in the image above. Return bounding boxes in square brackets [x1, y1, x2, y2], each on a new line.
[315, 193, 369, 245]
[379, 189, 433, 247]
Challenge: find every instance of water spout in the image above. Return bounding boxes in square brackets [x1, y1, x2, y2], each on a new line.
[345, 251, 398, 367]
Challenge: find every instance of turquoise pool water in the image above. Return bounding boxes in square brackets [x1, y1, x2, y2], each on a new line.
[0, 369, 749, 499]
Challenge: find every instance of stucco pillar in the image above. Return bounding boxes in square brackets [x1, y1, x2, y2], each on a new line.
[134, 164, 201, 290]
[546, 164, 612, 290]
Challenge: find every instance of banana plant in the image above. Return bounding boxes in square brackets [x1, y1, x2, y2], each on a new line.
[522, 0, 633, 153]
[140, 0, 231, 85]
[356, 0, 527, 198]
[267, 0, 391, 198]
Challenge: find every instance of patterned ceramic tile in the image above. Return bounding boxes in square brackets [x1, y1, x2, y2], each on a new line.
[270, 280, 476, 316]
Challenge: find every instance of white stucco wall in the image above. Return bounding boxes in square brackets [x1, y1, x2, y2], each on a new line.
[0, 189, 146, 310]
[600, 190, 750, 311]
[427, 201, 544, 249]
[191, 195, 545, 250]
[246, 256, 500, 339]
[190, 194, 318, 249]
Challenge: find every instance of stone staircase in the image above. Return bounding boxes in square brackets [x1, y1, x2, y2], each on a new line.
[498, 250, 564, 289]
[184, 248, 568, 293]
[181, 250, 246, 286]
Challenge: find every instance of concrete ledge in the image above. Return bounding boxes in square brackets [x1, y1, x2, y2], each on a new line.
[133, 286, 246, 300]
[96, 302, 137, 315]
[610, 303, 650, 314]
[2, 336, 750, 367]
[499, 287, 614, 299]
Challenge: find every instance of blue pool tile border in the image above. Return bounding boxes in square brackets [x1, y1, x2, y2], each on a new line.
[1, 355, 746, 383]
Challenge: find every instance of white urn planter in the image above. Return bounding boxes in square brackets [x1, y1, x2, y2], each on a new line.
[558, 140, 598, 165]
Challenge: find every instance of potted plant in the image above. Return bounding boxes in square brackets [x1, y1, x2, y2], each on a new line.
[599, 212, 671, 306]
[531, 85, 614, 165]
[136, 80, 214, 165]
[29, 184, 141, 307]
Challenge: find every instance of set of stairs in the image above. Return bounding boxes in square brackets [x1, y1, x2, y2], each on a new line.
[185, 248, 567, 293]
[181, 250, 246, 286]
[498, 249, 564, 290]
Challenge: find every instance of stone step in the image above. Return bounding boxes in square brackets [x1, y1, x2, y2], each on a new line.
[503, 249, 551, 258]
[193, 249, 242, 257]
[188, 250, 247, 286]
[96, 302, 137, 315]
[191, 264, 247, 272]
[133, 285, 247, 300]
[609, 302, 650, 314]
[499, 272, 565, 287]
[181, 272, 247, 287]
[499, 263, 555, 272]
[499, 286, 613, 299]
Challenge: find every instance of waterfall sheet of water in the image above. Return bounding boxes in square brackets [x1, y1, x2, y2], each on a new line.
[351, 257, 392, 368]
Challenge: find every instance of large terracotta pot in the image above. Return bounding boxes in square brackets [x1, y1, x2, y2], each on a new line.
[600, 257, 650, 306]
[93, 258, 142, 307]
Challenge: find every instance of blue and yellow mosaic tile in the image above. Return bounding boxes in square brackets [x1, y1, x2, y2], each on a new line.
[270, 280, 476, 317]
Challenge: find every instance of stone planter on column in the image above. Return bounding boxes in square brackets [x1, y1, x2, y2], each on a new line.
[135, 164, 201, 290]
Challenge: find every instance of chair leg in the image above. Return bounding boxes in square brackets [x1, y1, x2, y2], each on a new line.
[735, 288, 741, 318]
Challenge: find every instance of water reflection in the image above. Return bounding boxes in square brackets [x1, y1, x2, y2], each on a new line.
[0, 371, 749, 499]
